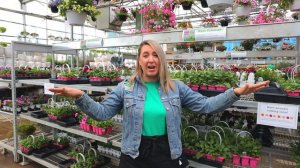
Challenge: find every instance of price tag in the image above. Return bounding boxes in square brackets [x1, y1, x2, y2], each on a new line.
[257, 102, 299, 129]
[44, 83, 55, 95]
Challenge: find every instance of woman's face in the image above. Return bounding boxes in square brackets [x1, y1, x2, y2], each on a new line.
[139, 45, 160, 82]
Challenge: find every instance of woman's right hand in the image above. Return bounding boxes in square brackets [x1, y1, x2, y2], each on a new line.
[48, 87, 84, 98]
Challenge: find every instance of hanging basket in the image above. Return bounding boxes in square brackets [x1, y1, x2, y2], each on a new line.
[66, 10, 87, 26]
[207, 0, 234, 11]
[234, 5, 251, 16]
[290, 0, 300, 11]
[182, 2, 193, 10]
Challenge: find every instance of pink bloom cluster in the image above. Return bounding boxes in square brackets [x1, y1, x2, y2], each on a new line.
[139, 0, 176, 33]
[252, 7, 285, 24]
[235, 0, 257, 7]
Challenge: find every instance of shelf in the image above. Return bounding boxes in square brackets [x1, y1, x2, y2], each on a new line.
[111, 135, 122, 148]
[0, 110, 14, 116]
[0, 79, 11, 83]
[11, 41, 76, 55]
[53, 22, 300, 49]
[208, 59, 295, 65]
[0, 139, 14, 152]
[165, 50, 298, 60]
[19, 113, 122, 144]
[18, 79, 116, 92]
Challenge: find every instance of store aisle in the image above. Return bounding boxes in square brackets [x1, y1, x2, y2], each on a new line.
[0, 152, 45, 168]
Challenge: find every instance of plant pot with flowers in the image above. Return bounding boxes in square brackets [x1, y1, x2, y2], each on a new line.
[235, 16, 249, 25]
[113, 7, 128, 22]
[203, 42, 214, 52]
[182, 126, 200, 159]
[110, 69, 122, 85]
[17, 95, 31, 112]
[2, 99, 12, 112]
[216, 45, 227, 52]
[58, 0, 100, 26]
[139, 1, 176, 33]
[202, 18, 218, 28]
[233, 0, 257, 16]
[20, 135, 36, 155]
[89, 68, 112, 86]
[91, 120, 114, 136]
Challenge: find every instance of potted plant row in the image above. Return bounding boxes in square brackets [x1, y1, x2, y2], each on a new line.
[187, 69, 238, 97]
[43, 103, 79, 127]
[51, 66, 89, 84]
[20, 135, 50, 155]
[89, 69, 122, 86]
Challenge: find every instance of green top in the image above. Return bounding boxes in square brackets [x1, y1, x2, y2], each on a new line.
[142, 82, 167, 136]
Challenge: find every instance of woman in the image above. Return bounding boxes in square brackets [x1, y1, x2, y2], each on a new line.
[49, 40, 269, 168]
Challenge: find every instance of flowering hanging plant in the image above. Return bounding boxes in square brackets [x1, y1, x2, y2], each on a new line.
[234, 0, 258, 7]
[113, 7, 129, 21]
[139, 0, 176, 33]
[252, 7, 285, 24]
[202, 17, 218, 27]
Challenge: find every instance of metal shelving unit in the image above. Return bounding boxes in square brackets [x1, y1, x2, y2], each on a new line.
[0, 110, 14, 116]
[18, 79, 115, 92]
[19, 113, 122, 144]
[165, 50, 299, 60]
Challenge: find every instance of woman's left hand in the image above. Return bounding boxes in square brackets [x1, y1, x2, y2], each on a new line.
[234, 81, 270, 96]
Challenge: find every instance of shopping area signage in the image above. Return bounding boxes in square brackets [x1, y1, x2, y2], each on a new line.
[257, 102, 299, 129]
[182, 27, 227, 42]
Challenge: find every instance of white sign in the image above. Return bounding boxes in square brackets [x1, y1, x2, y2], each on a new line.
[257, 102, 299, 129]
[194, 27, 227, 41]
[44, 83, 55, 95]
[80, 38, 103, 49]
[251, 60, 266, 64]
[231, 52, 247, 58]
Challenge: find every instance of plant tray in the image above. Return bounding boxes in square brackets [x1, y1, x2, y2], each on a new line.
[32, 145, 60, 158]
[287, 96, 300, 105]
[30, 76, 51, 79]
[52, 117, 78, 127]
[254, 86, 287, 103]
[1, 76, 30, 80]
[90, 80, 111, 86]
[58, 159, 77, 168]
[199, 89, 224, 97]
[49, 78, 89, 85]
[31, 111, 47, 118]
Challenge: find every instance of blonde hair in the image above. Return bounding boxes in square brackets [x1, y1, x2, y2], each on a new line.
[129, 40, 175, 92]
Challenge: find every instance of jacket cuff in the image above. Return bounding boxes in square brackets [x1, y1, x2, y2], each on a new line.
[227, 88, 240, 101]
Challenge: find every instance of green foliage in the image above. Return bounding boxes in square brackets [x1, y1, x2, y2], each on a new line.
[20, 135, 49, 149]
[236, 136, 262, 157]
[241, 39, 259, 51]
[279, 0, 295, 10]
[291, 141, 300, 167]
[43, 104, 79, 117]
[17, 123, 36, 139]
[59, 69, 79, 78]
[278, 78, 300, 91]
[54, 136, 70, 145]
[20, 31, 30, 37]
[255, 68, 282, 82]
[0, 27, 6, 33]
[0, 42, 8, 47]
[58, 0, 100, 21]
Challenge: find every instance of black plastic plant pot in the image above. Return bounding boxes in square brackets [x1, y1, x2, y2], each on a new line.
[182, 2, 192, 10]
[118, 15, 128, 21]
[31, 111, 47, 119]
[51, 6, 59, 13]
[220, 21, 229, 27]
[254, 85, 287, 103]
[251, 125, 273, 147]
[199, 89, 224, 97]
[200, 0, 208, 8]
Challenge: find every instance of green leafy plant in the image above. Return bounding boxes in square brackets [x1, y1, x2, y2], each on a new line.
[290, 141, 300, 167]
[0, 27, 6, 33]
[58, 0, 100, 21]
[20, 31, 30, 37]
[0, 42, 8, 47]
[255, 68, 281, 82]
[241, 39, 259, 51]
[17, 123, 36, 139]
[279, 0, 294, 10]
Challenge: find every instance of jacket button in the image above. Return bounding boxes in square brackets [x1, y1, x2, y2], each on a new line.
[126, 103, 129, 106]
[166, 108, 170, 110]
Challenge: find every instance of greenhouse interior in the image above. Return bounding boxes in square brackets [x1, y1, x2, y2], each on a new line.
[0, 0, 300, 168]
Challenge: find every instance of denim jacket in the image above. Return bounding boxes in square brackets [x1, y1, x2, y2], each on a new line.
[75, 77, 240, 159]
